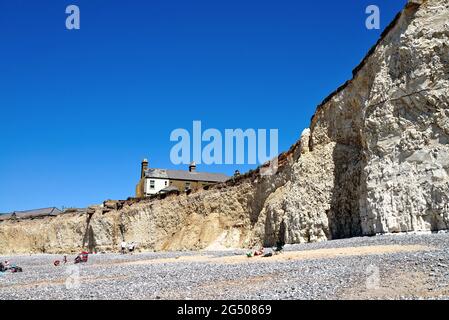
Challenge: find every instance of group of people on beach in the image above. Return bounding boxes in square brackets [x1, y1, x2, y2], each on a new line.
[0, 260, 22, 273]
[120, 241, 137, 254]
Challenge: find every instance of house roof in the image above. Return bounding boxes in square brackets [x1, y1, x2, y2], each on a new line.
[145, 168, 229, 183]
[12, 207, 62, 218]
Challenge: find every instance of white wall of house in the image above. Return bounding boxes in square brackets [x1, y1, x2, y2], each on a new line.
[145, 178, 169, 195]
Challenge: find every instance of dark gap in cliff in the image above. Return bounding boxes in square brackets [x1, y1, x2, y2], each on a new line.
[86, 226, 97, 253]
[82, 212, 97, 253]
[328, 144, 363, 239]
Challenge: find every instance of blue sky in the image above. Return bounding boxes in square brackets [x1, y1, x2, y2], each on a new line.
[0, 0, 407, 212]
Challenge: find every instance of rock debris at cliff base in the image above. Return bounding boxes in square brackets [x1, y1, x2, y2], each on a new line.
[1, 233, 449, 300]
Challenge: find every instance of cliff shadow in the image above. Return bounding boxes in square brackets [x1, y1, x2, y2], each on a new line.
[86, 225, 97, 253]
[327, 143, 363, 239]
[82, 213, 97, 253]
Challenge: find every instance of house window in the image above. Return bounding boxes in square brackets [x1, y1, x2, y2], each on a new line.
[149, 180, 155, 190]
[165, 181, 168, 186]
[185, 182, 191, 191]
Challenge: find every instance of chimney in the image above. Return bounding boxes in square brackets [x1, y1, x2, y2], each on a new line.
[189, 162, 197, 172]
[141, 158, 149, 178]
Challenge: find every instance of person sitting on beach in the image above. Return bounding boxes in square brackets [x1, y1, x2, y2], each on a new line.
[121, 241, 127, 254]
[128, 242, 135, 254]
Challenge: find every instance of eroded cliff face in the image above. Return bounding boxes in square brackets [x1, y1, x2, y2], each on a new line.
[266, 0, 449, 243]
[1, 0, 448, 254]
[360, 1, 449, 234]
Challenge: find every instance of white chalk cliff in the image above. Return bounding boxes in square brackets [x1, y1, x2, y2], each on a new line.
[1, 0, 448, 254]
